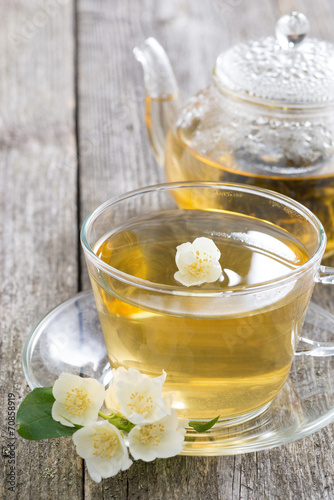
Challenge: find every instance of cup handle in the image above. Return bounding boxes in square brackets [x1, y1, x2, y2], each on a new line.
[296, 266, 334, 356]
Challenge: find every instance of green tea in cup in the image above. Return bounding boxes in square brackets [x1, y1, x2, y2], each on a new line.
[81, 183, 326, 424]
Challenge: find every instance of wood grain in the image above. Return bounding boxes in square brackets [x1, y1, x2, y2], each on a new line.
[2, 0, 334, 498]
[0, 1, 82, 499]
[77, 0, 334, 499]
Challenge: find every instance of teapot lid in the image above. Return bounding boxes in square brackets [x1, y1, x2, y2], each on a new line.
[214, 12, 334, 106]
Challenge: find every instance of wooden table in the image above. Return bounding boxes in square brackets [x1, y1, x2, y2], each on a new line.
[2, 1, 334, 498]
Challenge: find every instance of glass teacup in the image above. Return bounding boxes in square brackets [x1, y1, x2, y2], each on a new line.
[81, 182, 334, 424]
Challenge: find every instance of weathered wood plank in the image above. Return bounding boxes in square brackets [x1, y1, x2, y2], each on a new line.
[3, 0, 334, 498]
[77, 0, 334, 499]
[0, 1, 82, 499]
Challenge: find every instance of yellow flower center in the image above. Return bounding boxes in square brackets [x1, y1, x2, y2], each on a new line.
[92, 431, 118, 459]
[188, 250, 212, 277]
[140, 423, 165, 446]
[64, 388, 91, 416]
[127, 391, 154, 416]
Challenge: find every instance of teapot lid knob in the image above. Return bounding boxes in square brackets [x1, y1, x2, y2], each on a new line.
[214, 11, 334, 104]
[275, 12, 310, 49]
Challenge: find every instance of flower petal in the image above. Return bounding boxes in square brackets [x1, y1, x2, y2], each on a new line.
[128, 409, 187, 461]
[104, 384, 122, 414]
[112, 369, 169, 425]
[206, 262, 224, 283]
[73, 421, 132, 483]
[115, 367, 148, 386]
[193, 237, 221, 257]
[174, 237, 222, 287]
[174, 271, 206, 287]
[52, 373, 105, 427]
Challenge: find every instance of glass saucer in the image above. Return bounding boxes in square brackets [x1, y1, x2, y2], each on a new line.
[22, 291, 334, 456]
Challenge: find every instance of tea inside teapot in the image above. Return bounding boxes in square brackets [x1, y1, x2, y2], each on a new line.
[135, 12, 334, 257]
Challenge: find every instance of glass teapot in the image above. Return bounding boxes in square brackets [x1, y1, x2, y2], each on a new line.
[134, 12, 334, 257]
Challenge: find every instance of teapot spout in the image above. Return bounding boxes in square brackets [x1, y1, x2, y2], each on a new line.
[134, 38, 180, 166]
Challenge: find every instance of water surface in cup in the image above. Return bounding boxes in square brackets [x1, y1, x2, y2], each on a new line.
[90, 209, 313, 421]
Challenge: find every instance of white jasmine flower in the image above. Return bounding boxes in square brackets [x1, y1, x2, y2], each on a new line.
[103, 369, 124, 415]
[72, 420, 132, 483]
[105, 367, 171, 425]
[52, 373, 105, 427]
[128, 409, 187, 461]
[174, 237, 222, 287]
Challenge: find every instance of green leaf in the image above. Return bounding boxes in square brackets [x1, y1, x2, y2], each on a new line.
[188, 415, 220, 433]
[17, 387, 81, 440]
